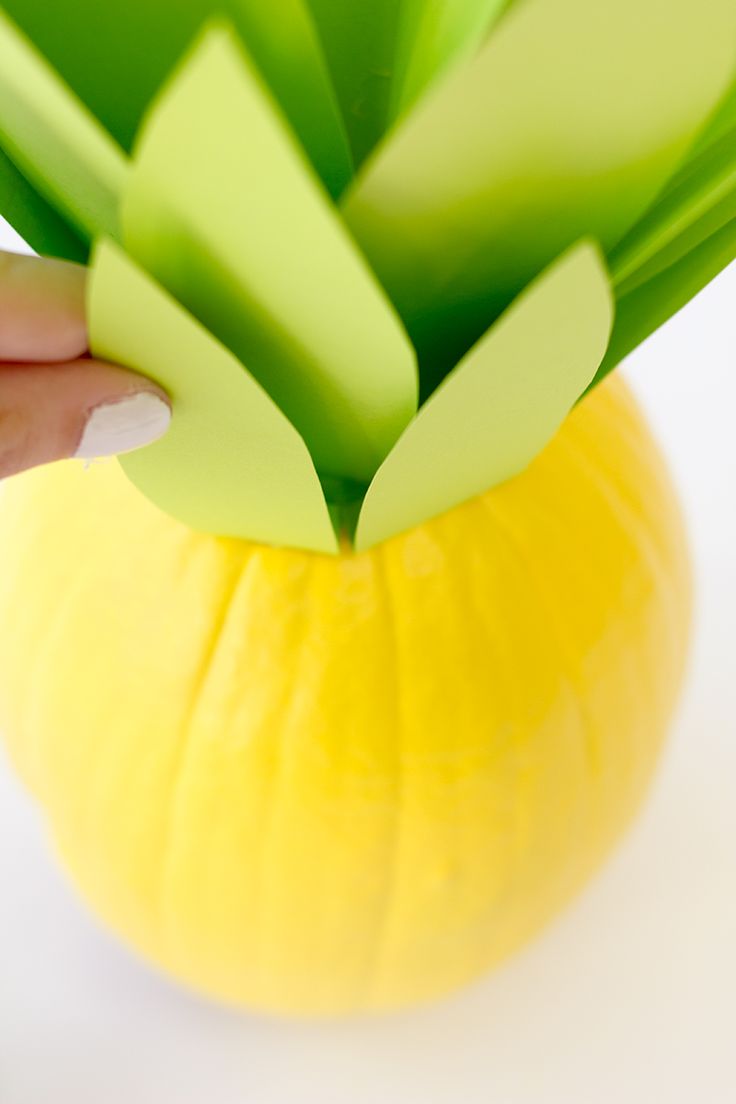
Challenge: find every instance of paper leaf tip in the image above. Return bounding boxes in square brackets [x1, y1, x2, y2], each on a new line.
[88, 240, 338, 556]
[355, 241, 613, 551]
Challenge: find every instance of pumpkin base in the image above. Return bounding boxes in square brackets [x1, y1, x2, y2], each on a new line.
[0, 378, 691, 1015]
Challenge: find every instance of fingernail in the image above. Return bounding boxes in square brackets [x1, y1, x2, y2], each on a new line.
[75, 392, 171, 459]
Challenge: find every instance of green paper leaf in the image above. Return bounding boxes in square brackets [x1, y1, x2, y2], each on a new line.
[0, 146, 87, 262]
[230, 0, 354, 197]
[343, 0, 736, 394]
[392, 0, 512, 121]
[610, 127, 736, 296]
[88, 240, 338, 555]
[0, 11, 126, 243]
[689, 77, 736, 158]
[355, 242, 613, 551]
[214, 0, 354, 197]
[306, 0, 509, 166]
[595, 218, 736, 385]
[306, 0, 406, 167]
[1, 0, 352, 198]
[123, 24, 418, 486]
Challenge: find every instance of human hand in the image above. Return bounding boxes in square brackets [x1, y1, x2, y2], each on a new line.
[0, 250, 170, 479]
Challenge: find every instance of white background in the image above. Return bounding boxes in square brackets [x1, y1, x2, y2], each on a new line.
[1, 216, 734, 1103]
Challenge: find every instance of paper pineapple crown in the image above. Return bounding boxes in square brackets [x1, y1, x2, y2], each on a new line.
[1, 0, 735, 553]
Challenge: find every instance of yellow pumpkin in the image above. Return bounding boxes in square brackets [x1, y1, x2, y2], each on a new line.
[0, 376, 690, 1015]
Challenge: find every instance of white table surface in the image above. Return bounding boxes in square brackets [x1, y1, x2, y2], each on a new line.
[1, 217, 735, 1104]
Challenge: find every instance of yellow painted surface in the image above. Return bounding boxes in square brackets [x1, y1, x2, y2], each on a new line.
[0, 378, 691, 1015]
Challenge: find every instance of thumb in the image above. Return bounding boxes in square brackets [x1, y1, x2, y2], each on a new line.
[0, 359, 171, 479]
[0, 251, 170, 479]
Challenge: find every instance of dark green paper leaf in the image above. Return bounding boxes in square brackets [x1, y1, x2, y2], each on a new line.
[0, 146, 87, 261]
[1, 0, 352, 197]
[688, 77, 736, 158]
[611, 128, 736, 295]
[595, 218, 736, 384]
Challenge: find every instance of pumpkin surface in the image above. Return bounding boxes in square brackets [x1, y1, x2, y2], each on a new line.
[0, 377, 690, 1015]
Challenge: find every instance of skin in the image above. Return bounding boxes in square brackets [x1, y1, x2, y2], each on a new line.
[0, 250, 169, 478]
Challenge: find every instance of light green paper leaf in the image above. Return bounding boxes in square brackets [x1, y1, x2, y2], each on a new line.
[611, 128, 736, 295]
[307, 0, 510, 165]
[0, 146, 87, 262]
[88, 240, 338, 555]
[595, 218, 736, 384]
[355, 242, 613, 551]
[1, 0, 352, 198]
[123, 24, 418, 486]
[0, 11, 127, 243]
[343, 0, 736, 394]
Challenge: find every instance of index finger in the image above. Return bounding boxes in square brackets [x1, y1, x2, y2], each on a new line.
[0, 249, 88, 363]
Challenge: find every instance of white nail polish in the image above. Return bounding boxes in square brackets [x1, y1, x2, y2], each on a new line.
[75, 393, 171, 459]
